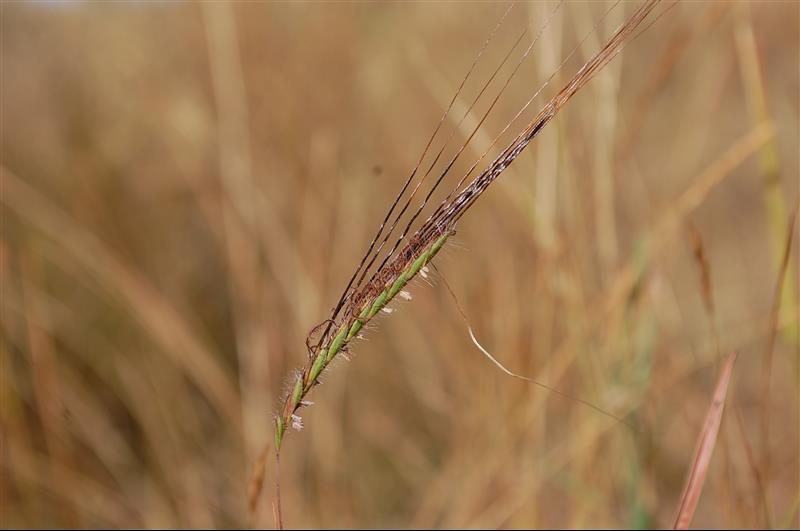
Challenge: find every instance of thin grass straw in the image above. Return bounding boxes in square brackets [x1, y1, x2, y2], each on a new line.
[435, 265, 632, 428]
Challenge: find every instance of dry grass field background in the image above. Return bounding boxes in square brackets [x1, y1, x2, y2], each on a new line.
[2, 1, 799, 528]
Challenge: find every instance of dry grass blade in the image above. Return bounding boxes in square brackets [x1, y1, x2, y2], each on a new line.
[735, 406, 771, 528]
[1, 166, 241, 425]
[247, 443, 271, 522]
[673, 351, 738, 530]
[688, 224, 714, 325]
[687, 223, 721, 360]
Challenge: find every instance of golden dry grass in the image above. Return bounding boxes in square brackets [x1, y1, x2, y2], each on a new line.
[1, 1, 798, 528]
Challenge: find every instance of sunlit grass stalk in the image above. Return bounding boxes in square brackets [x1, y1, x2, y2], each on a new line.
[734, 3, 798, 345]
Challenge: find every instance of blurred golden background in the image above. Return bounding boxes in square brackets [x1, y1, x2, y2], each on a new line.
[2, 1, 798, 528]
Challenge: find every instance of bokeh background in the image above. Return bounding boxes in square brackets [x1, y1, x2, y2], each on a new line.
[2, 1, 798, 528]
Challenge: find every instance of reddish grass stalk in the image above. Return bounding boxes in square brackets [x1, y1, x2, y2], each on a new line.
[673, 351, 738, 530]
